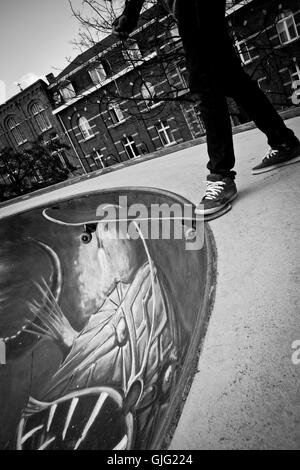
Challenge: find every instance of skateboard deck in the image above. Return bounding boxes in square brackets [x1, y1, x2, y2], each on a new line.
[44, 202, 232, 245]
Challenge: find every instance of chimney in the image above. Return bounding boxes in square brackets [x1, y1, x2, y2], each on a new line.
[46, 73, 55, 84]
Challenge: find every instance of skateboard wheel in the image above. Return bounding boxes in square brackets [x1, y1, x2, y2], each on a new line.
[185, 228, 196, 240]
[81, 232, 92, 244]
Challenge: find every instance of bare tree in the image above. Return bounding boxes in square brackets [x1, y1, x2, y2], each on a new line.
[0, 135, 73, 200]
[67, 0, 190, 112]
[66, 0, 298, 112]
[69, 0, 154, 49]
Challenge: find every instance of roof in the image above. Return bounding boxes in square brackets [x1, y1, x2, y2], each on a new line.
[56, 35, 118, 81]
[0, 79, 48, 112]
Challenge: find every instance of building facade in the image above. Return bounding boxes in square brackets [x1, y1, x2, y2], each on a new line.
[47, 0, 300, 174]
[48, 3, 243, 173]
[228, 0, 300, 108]
[0, 79, 80, 187]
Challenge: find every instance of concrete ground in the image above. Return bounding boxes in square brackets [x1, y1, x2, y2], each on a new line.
[1, 116, 300, 450]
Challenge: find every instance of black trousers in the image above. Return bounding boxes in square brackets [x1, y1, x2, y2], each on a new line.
[176, 0, 296, 178]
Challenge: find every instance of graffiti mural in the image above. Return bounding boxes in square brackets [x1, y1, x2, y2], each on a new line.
[0, 188, 216, 450]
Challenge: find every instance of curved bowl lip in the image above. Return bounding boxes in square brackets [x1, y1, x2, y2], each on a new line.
[0, 186, 197, 221]
[151, 222, 217, 449]
[1, 187, 217, 450]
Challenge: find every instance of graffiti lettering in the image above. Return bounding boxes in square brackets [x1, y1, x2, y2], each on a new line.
[291, 80, 300, 106]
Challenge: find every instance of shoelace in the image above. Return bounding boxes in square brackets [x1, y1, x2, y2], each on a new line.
[264, 147, 279, 161]
[204, 181, 225, 200]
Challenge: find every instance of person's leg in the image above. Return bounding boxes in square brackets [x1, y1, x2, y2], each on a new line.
[177, 0, 238, 215]
[177, 0, 236, 179]
[194, 76, 236, 179]
[225, 58, 297, 148]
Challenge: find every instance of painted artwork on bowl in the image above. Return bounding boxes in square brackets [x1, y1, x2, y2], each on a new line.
[0, 188, 215, 450]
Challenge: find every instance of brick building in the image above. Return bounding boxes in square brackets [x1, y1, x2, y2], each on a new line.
[1, 0, 289, 177]
[48, 4, 222, 173]
[48, 0, 300, 174]
[227, 0, 300, 107]
[0, 79, 81, 186]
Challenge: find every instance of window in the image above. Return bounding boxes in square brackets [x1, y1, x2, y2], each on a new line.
[0, 159, 13, 185]
[7, 117, 27, 146]
[123, 40, 142, 62]
[289, 60, 300, 83]
[52, 148, 69, 170]
[172, 65, 188, 95]
[30, 102, 52, 132]
[235, 40, 252, 64]
[93, 150, 105, 168]
[78, 116, 94, 140]
[89, 63, 107, 85]
[257, 77, 265, 90]
[155, 120, 175, 146]
[276, 12, 299, 44]
[54, 151, 67, 169]
[122, 136, 140, 159]
[141, 82, 156, 108]
[289, 60, 300, 104]
[170, 24, 180, 41]
[53, 92, 62, 106]
[60, 82, 76, 102]
[34, 169, 44, 183]
[108, 102, 124, 124]
[257, 76, 272, 93]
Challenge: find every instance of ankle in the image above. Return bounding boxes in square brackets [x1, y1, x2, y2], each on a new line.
[207, 173, 236, 182]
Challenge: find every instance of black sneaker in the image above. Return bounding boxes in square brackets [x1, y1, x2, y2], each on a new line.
[195, 174, 238, 216]
[252, 140, 300, 175]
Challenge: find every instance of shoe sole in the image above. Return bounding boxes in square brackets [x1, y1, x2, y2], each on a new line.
[195, 192, 238, 216]
[252, 153, 300, 175]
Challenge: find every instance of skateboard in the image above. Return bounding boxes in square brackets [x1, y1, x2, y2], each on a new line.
[43, 206, 200, 244]
[43, 202, 232, 247]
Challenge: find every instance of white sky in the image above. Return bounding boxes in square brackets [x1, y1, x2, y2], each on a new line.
[0, 0, 125, 102]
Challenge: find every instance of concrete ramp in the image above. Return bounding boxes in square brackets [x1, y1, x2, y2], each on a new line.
[0, 187, 216, 450]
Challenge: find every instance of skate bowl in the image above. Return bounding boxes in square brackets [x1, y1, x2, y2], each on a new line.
[0, 187, 216, 450]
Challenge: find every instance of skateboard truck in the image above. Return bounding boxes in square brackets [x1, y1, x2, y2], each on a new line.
[81, 223, 97, 244]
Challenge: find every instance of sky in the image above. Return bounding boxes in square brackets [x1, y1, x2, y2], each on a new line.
[0, 0, 122, 103]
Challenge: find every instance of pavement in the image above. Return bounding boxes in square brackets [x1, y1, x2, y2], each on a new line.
[1, 116, 300, 450]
